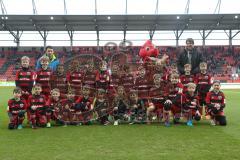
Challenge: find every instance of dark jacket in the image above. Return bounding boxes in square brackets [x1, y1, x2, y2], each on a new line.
[177, 48, 204, 75]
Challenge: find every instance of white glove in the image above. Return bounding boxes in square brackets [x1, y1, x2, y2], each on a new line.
[31, 105, 38, 110]
[164, 99, 172, 104]
[191, 101, 197, 106]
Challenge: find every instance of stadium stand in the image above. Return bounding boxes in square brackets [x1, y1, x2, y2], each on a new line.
[1, 46, 240, 82]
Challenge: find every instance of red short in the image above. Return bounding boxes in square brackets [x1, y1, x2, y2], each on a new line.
[171, 105, 182, 115]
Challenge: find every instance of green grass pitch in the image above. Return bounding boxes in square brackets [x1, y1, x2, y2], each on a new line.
[0, 87, 240, 160]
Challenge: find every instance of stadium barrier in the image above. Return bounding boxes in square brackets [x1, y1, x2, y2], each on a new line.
[0, 81, 240, 89]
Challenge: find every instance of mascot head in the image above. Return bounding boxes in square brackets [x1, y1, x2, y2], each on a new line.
[139, 40, 159, 61]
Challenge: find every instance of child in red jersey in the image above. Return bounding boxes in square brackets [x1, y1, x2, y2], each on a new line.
[93, 88, 110, 125]
[109, 62, 122, 95]
[206, 81, 227, 126]
[128, 90, 145, 125]
[75, 85, 93, 125]
[134, 65, 151, 99]
[195, 62, 213, 118]
[164, 73, 183, 127]
[112, 86, 130, 125]
[180, 64, 196, 94]
[15, 56, 35, 101]
[7, 87, 27, 130]
[47, 88, 64, 127]
[50, 64, 68, 98]
[183, 83, 201, 127]
[27, 84, 48, 129]
[146, 74, 166, 124]
[83, 61, 97, 98]
[96, 60, 110, 91]
[35, 56, 52, 100]
[67, 59, 85, 97]
[170, 63, 178, 74]
[121, 64, 134, 94]
[61, 89, 77, 126]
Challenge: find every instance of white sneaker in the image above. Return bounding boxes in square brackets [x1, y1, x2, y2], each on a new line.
[129, 121, 134, 125]
[114, 120, 119, 126]
[210, 120, 216, 126]
[46, 122, 51, 128]
[152, 116, 157, 120]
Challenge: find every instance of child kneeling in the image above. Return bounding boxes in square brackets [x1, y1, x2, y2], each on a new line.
[7, 87, 27, 129]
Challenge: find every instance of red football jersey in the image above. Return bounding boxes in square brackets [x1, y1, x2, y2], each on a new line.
[8, 98, 27, 114]
[180, 74, 196, 93]
[195, 73, 213, 94]
[83, 70, 96, 88]
[15, 67, 35, 94]
[50, 73, 68, 97]
[67, 71, 84, 96]
[183, 92, 200, 110]
[206, 90, 226, 110]
[166, 82, 184, 100]
[27, 94, 47, 110]
[95, 70, 110, 90]
[121, 73, 134, 93]
[36, 68, 52, 97]
[76, 96, 93, 112]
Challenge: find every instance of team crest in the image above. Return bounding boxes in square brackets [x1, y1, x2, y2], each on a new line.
[39, 98, 44, 102]
[218, 96, 222, 100]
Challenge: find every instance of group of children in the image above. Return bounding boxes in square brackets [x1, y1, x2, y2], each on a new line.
[7, 55, 227, 130]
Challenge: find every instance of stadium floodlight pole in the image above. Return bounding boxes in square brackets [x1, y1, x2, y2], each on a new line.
[95, 0, 97, 15]
[125, 0, 128, 14]
[154, 0, 159, 15]
[214, 0, 221, 14]
[32, 0, 37, 15]
[184, 0, 190, 14]
[0, 0, 7, 15]
[63, 0, 67, 15]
